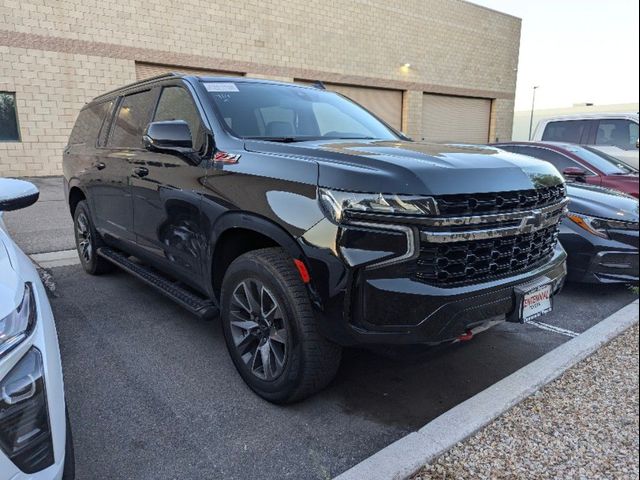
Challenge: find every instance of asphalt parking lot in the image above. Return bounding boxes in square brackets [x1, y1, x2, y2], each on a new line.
[5, 178, 637, 479]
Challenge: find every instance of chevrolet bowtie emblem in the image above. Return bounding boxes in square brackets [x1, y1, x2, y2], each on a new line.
[521, 209, 544, 230]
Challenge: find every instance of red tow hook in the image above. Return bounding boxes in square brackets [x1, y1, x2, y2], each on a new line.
[457, 330, 474, 342]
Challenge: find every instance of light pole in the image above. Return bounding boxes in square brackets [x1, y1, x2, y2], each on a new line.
[528, 85, 539, 141]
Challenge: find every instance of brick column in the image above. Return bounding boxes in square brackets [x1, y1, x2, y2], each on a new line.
[401, 90, 423, 140]
[492, 98, 515, 142]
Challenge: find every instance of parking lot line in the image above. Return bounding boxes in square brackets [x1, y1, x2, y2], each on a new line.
[524, 319, 579, 338]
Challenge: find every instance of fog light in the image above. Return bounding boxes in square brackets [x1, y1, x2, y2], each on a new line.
[0, 347, 54, 473]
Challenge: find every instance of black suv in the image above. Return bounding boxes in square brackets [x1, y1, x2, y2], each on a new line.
[63, 74, 568, 403]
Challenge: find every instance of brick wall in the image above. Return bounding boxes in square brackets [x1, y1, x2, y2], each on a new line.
[0, 0, 520, 176]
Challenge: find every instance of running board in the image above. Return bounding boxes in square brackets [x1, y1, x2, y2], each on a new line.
[97, 247, 219, 320]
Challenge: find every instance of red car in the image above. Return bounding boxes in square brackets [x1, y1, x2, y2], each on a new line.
[494, 142, 639, 198]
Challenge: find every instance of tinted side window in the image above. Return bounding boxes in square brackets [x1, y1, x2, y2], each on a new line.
[519, 146, 588, 174]
[109, 90, 155, 148]
[541, 120, 589, 143]
[595, 119, 638, 150]
[97, 100, 115, 147]
[496, 145, 521, 154]
[153, 86, 203, 148]
[68, 101, 111, 145]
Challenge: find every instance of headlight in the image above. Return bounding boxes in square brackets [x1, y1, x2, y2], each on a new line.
[567, 213, 639, 239]
[318, 188, 439, 223]
[0, 283, 36, 358]
[0, 347, 54, 473]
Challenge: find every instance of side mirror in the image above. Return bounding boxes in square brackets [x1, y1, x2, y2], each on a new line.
[143, 121, 193, 153]
[0, 179, 39, 212]
[563, 167, 587, 183]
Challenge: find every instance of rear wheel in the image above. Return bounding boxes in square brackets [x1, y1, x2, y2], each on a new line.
[73, 201, 113, 275]
[221, 248, 341, 403]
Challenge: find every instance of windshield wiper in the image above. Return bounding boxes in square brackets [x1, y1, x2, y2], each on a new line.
[245, 136, 315, 143]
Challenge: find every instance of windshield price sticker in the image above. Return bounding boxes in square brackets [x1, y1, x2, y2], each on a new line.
[205, 83, 239, 93]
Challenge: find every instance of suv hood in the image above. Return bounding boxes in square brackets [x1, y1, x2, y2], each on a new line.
[566, 184, 639, 221]
[245, 139, 564, 195]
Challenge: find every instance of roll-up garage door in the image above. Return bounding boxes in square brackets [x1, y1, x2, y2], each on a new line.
[135, 62, 243, 80]
[422, 94, 491, 144]
[297, 81, 403, 131]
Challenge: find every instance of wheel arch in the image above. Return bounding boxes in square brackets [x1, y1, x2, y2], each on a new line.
[208, 213, 311, 301]
[68, 184, 88, 217]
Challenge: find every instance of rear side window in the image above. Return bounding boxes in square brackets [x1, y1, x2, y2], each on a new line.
[496, 145, 520, 154]
[68, 101, 112, 145]
[541, 120, 590, 143]
[518, 146, 589, 174]
[109, 90, 155, 148]
[595, 119, 638, 150]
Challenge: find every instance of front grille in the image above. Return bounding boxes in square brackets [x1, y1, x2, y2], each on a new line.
[413, 224, 560, 286]
[435, 184, 566, 216]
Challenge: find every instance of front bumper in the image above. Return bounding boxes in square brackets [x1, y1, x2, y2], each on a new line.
[559, 220, 639, 284]
[311, 244, 567, 346]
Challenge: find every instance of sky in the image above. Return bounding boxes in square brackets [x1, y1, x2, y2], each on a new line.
[470, 0, 640, 111]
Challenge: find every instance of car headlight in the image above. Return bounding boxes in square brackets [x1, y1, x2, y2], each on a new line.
[318, 188, 439, 223]
[0, 283, 36, 358]
[0, 347, 54, 473]
[567, 213, 639, 239]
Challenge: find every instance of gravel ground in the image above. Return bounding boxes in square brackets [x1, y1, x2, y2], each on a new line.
[413, 323, 640, 480]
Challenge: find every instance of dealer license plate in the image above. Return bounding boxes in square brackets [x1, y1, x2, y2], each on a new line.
[521, 284, 553, 321]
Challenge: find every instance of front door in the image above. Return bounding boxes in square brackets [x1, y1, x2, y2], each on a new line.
[131, 84, 209, 288]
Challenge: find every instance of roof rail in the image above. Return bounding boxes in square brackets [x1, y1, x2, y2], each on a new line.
[93, 72, 180, 101]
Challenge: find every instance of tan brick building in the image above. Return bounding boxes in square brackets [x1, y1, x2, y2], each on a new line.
[0, 0, 521, 177]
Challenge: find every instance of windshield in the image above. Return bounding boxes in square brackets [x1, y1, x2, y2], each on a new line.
[204, 81, 399, 141]
[566, 145, 637, 175]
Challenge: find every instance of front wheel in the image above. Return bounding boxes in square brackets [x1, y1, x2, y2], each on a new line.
[221, 248, 341, 403]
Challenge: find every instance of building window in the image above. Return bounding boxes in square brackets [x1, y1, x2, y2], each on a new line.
[0, 92, 20, 141]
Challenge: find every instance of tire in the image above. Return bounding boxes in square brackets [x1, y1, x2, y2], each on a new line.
[73, 200, 113, 275]
[62, 407, 75, 480]
[221, 247, 342, 403]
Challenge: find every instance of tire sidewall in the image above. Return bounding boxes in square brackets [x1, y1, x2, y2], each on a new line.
[73, 201, 99, 274]
[221, 256, 305, 401]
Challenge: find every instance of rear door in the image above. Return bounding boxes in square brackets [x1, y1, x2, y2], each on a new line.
[130, 82, 209, 286]
[93, 89, 157, 246]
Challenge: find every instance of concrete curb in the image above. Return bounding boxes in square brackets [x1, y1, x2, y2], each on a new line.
[334, 298, 639, 480]
[30, 249, 79, 269]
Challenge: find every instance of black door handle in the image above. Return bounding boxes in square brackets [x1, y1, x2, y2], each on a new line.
[133, 166, 149, 177]
[95, 162, 106, 170]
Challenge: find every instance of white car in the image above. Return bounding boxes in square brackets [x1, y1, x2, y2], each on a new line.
[533, 112, 639, 169]
[0, 179, 74, 479]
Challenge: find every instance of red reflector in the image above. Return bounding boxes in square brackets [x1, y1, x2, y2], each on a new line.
[458, 330, 473, 342]
[293, 259, 311, 284]
[214, 151, 240, 164]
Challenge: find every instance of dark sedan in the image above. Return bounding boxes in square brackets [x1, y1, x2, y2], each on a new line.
[561, 183, 638, 284]
[494, 141, 639, 198]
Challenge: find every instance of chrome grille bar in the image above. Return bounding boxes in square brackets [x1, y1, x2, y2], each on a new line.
[420, 198, 569, 243]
